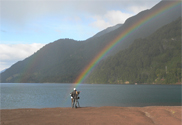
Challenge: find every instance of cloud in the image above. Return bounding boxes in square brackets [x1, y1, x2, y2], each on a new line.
[0, 43, 45, 71]
[1, 0, 161, 40]
[1, 30, 7, 33]
[1, 0, 160, 26]
[91, 16, 111, 30]
[128, 5, 150, 14]
[91, 10, 133, 30]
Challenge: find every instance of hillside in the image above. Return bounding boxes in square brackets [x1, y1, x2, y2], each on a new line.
[0, 1, 181, 83]
[86, 18, 181, 84]
[91, 24, 122, 38]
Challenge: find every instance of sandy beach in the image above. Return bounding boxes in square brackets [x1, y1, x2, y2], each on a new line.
[1, 106, 181, 125]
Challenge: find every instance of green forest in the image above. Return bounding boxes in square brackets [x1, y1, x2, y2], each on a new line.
[85, 18, 181, 84]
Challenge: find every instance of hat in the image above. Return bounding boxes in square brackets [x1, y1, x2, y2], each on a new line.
[74, 88, 76, 90]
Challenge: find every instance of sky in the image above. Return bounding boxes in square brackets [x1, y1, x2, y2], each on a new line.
[0, 0, 161, 71]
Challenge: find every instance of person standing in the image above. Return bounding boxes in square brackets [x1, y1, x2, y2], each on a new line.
[70, 88, 80, 108]
[70, 88, 77, 108]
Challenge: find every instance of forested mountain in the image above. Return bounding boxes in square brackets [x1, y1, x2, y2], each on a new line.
[0, 1, 181, 83]
[86, 18, 181, 84]
[91, 24, 122, 38]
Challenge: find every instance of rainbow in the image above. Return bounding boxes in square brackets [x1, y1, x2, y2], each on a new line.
[73, 1, 181, 87]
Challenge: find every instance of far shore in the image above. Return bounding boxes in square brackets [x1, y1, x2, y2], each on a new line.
[1, 106, 181, 125]
[2, 83, 181, 85]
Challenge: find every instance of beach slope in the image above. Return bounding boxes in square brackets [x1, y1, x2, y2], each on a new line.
[1, 106, 181, 125]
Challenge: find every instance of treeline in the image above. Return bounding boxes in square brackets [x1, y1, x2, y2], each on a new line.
[86, 18, 181, 84]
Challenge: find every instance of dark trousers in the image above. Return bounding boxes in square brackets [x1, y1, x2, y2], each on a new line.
[71, 98, 80, 108]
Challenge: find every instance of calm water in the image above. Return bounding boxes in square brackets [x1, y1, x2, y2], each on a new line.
[1, 83, 181, 109]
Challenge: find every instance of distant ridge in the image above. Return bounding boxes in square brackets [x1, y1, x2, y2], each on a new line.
[91, 24, 122, 38]
[0, 69, 7, 73]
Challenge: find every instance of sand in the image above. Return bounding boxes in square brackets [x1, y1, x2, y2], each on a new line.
[1, 106, 181, 125]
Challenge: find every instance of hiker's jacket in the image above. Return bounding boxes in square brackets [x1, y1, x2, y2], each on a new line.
[70, 90, 77, 99]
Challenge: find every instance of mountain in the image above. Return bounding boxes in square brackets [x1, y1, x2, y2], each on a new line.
[1, 1, 181, 83]
[0, 69, 7, 73]
[86, 18, 181, 84]
[85, 0, 181, 56]
[91, 24, 122, 38]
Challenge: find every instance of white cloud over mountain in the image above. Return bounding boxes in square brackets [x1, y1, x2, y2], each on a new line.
[0, 43, 45, 71]
[91, 10, 133, 30]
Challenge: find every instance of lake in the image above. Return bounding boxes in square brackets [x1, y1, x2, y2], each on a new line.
[1, 83, 181, 109]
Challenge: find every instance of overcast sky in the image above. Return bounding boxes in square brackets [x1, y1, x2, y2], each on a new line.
[0, 0, 161, 71]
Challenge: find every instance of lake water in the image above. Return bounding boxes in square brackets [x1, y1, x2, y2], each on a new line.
[1, 83, 181, 109]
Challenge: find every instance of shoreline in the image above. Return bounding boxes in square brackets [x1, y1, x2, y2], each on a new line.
[1, 83, 181, 85]
[1, 105, 181, 110]
[1, 106, 181, 125]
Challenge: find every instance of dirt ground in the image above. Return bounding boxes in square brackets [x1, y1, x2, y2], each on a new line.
[1, 106, 181, 125]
